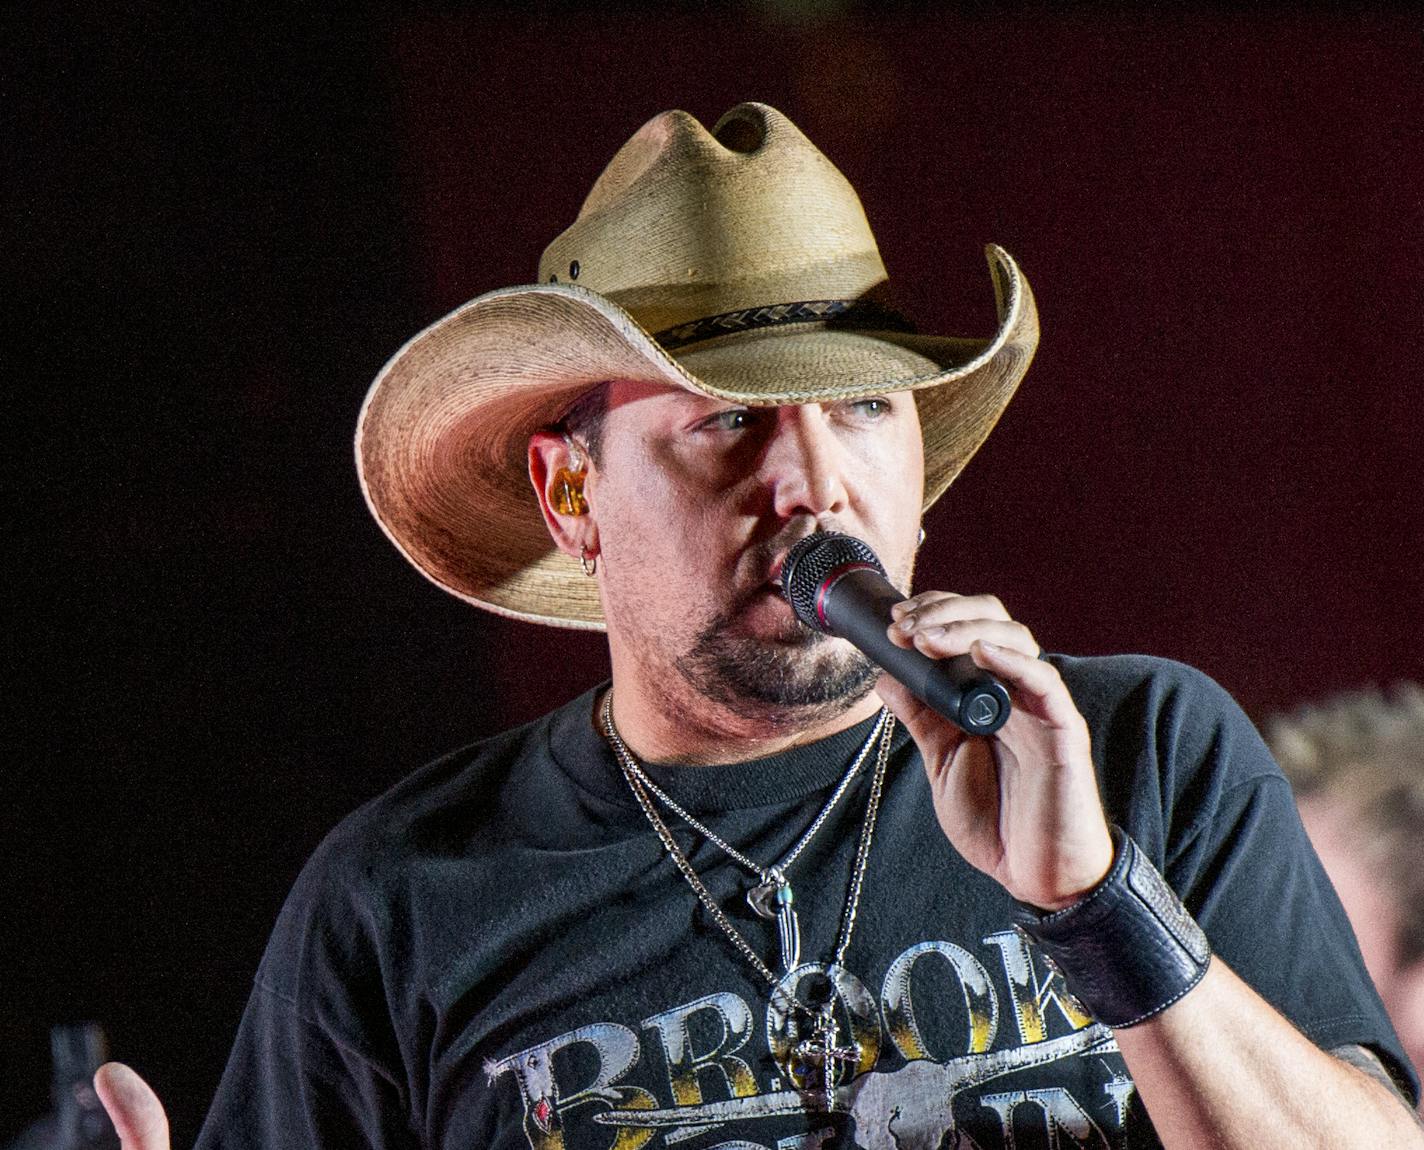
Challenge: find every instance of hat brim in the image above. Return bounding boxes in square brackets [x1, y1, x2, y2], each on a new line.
[356, 244, 1038, 630]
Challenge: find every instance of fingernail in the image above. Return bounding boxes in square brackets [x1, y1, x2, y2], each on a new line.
[895, 615, 916, 632]
[977, 640, 1002, 655]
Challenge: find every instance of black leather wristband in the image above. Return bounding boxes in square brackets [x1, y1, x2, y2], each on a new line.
[1012, 825, 1211, 1028]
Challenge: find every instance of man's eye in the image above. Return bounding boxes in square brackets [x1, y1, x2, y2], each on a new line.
[850, 396, 891, 417]
[703, 408, 757, 431]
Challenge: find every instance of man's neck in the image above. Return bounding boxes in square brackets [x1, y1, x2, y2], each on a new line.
[599, 679, 883, 767]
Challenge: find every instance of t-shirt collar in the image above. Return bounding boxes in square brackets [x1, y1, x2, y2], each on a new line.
[545, 682, 908, 813]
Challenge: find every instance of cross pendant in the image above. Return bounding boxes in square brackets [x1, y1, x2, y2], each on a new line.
[791, 1010, 858, 1111]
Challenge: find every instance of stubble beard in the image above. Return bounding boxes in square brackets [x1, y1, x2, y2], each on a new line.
[673, 605, 879, 724]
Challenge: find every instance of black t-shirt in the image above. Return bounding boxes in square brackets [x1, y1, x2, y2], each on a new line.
[195, 655, 1417, 1149]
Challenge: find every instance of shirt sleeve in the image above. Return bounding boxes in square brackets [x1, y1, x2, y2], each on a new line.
[1060, 653, 1419, 1105]
[194, 981, 419, 1150]
[1175, 770, 1419, 1104]
[193, 807, 425, 1150]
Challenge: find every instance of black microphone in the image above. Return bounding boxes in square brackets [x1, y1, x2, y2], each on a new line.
[781, 532, 1011, 736]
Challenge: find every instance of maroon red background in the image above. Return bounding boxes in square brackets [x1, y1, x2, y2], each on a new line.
[392, 10, 1424, 722]
[7, 7, 1421, 1145]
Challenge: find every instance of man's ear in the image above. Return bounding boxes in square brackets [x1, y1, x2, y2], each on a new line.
[528, 430, 597, 560]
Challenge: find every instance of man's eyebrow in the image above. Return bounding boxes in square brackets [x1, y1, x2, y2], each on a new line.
[1329, 1043, 1422, 1121]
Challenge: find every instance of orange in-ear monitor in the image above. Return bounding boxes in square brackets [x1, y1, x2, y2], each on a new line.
[552, 467, 588, 516]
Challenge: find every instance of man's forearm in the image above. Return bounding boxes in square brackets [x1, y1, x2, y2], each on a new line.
[1114, 958, 1422, 1147]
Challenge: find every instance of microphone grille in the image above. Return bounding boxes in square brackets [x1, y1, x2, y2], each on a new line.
[781, 532, 886, 632]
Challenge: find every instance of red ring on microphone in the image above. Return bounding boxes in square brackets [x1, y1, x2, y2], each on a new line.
[814, 562, 881, 631]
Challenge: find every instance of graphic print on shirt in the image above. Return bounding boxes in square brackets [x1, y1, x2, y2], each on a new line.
[485, 931, 1137, 1149]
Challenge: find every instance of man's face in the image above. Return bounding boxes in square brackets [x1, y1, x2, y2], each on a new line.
[585, 380, 925, 728]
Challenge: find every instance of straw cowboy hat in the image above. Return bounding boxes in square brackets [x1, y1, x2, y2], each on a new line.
[356, 102, 1039, 630]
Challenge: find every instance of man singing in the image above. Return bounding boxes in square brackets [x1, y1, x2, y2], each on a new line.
[99, 103, 1420, 1148]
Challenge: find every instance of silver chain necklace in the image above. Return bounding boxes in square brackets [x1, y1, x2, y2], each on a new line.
[600, 691, 896, 1108]
[617, 706, 888, 974]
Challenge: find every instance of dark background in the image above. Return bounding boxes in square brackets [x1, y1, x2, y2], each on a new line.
[7, 5, 1422, 1144]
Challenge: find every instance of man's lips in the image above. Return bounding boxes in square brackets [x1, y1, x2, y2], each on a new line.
[766, 545, 801, 588]
[729, 556, 787, 605]
[741, 582, 788, 608]
[738, 529, 824, 611]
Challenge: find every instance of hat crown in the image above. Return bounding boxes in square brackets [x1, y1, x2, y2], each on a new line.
[537, 103, 888, 334]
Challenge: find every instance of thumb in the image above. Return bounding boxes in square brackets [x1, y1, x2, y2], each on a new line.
[874, 671, 964, 767]
[94, 1062, 170, 1150]
[873, 669, 922, 727]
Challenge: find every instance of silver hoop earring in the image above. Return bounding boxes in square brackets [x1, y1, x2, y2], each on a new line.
[580, 546, 598, 577]
[917, 526, 927, 546]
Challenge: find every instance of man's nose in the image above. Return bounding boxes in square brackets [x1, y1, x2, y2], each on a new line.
[762, 405, 850, 519]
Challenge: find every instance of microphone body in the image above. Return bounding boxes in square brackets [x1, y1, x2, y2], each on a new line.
[781, 533, 1011, 736]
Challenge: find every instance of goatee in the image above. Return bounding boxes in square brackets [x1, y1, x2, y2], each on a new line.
[674, 607, 878, 722]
